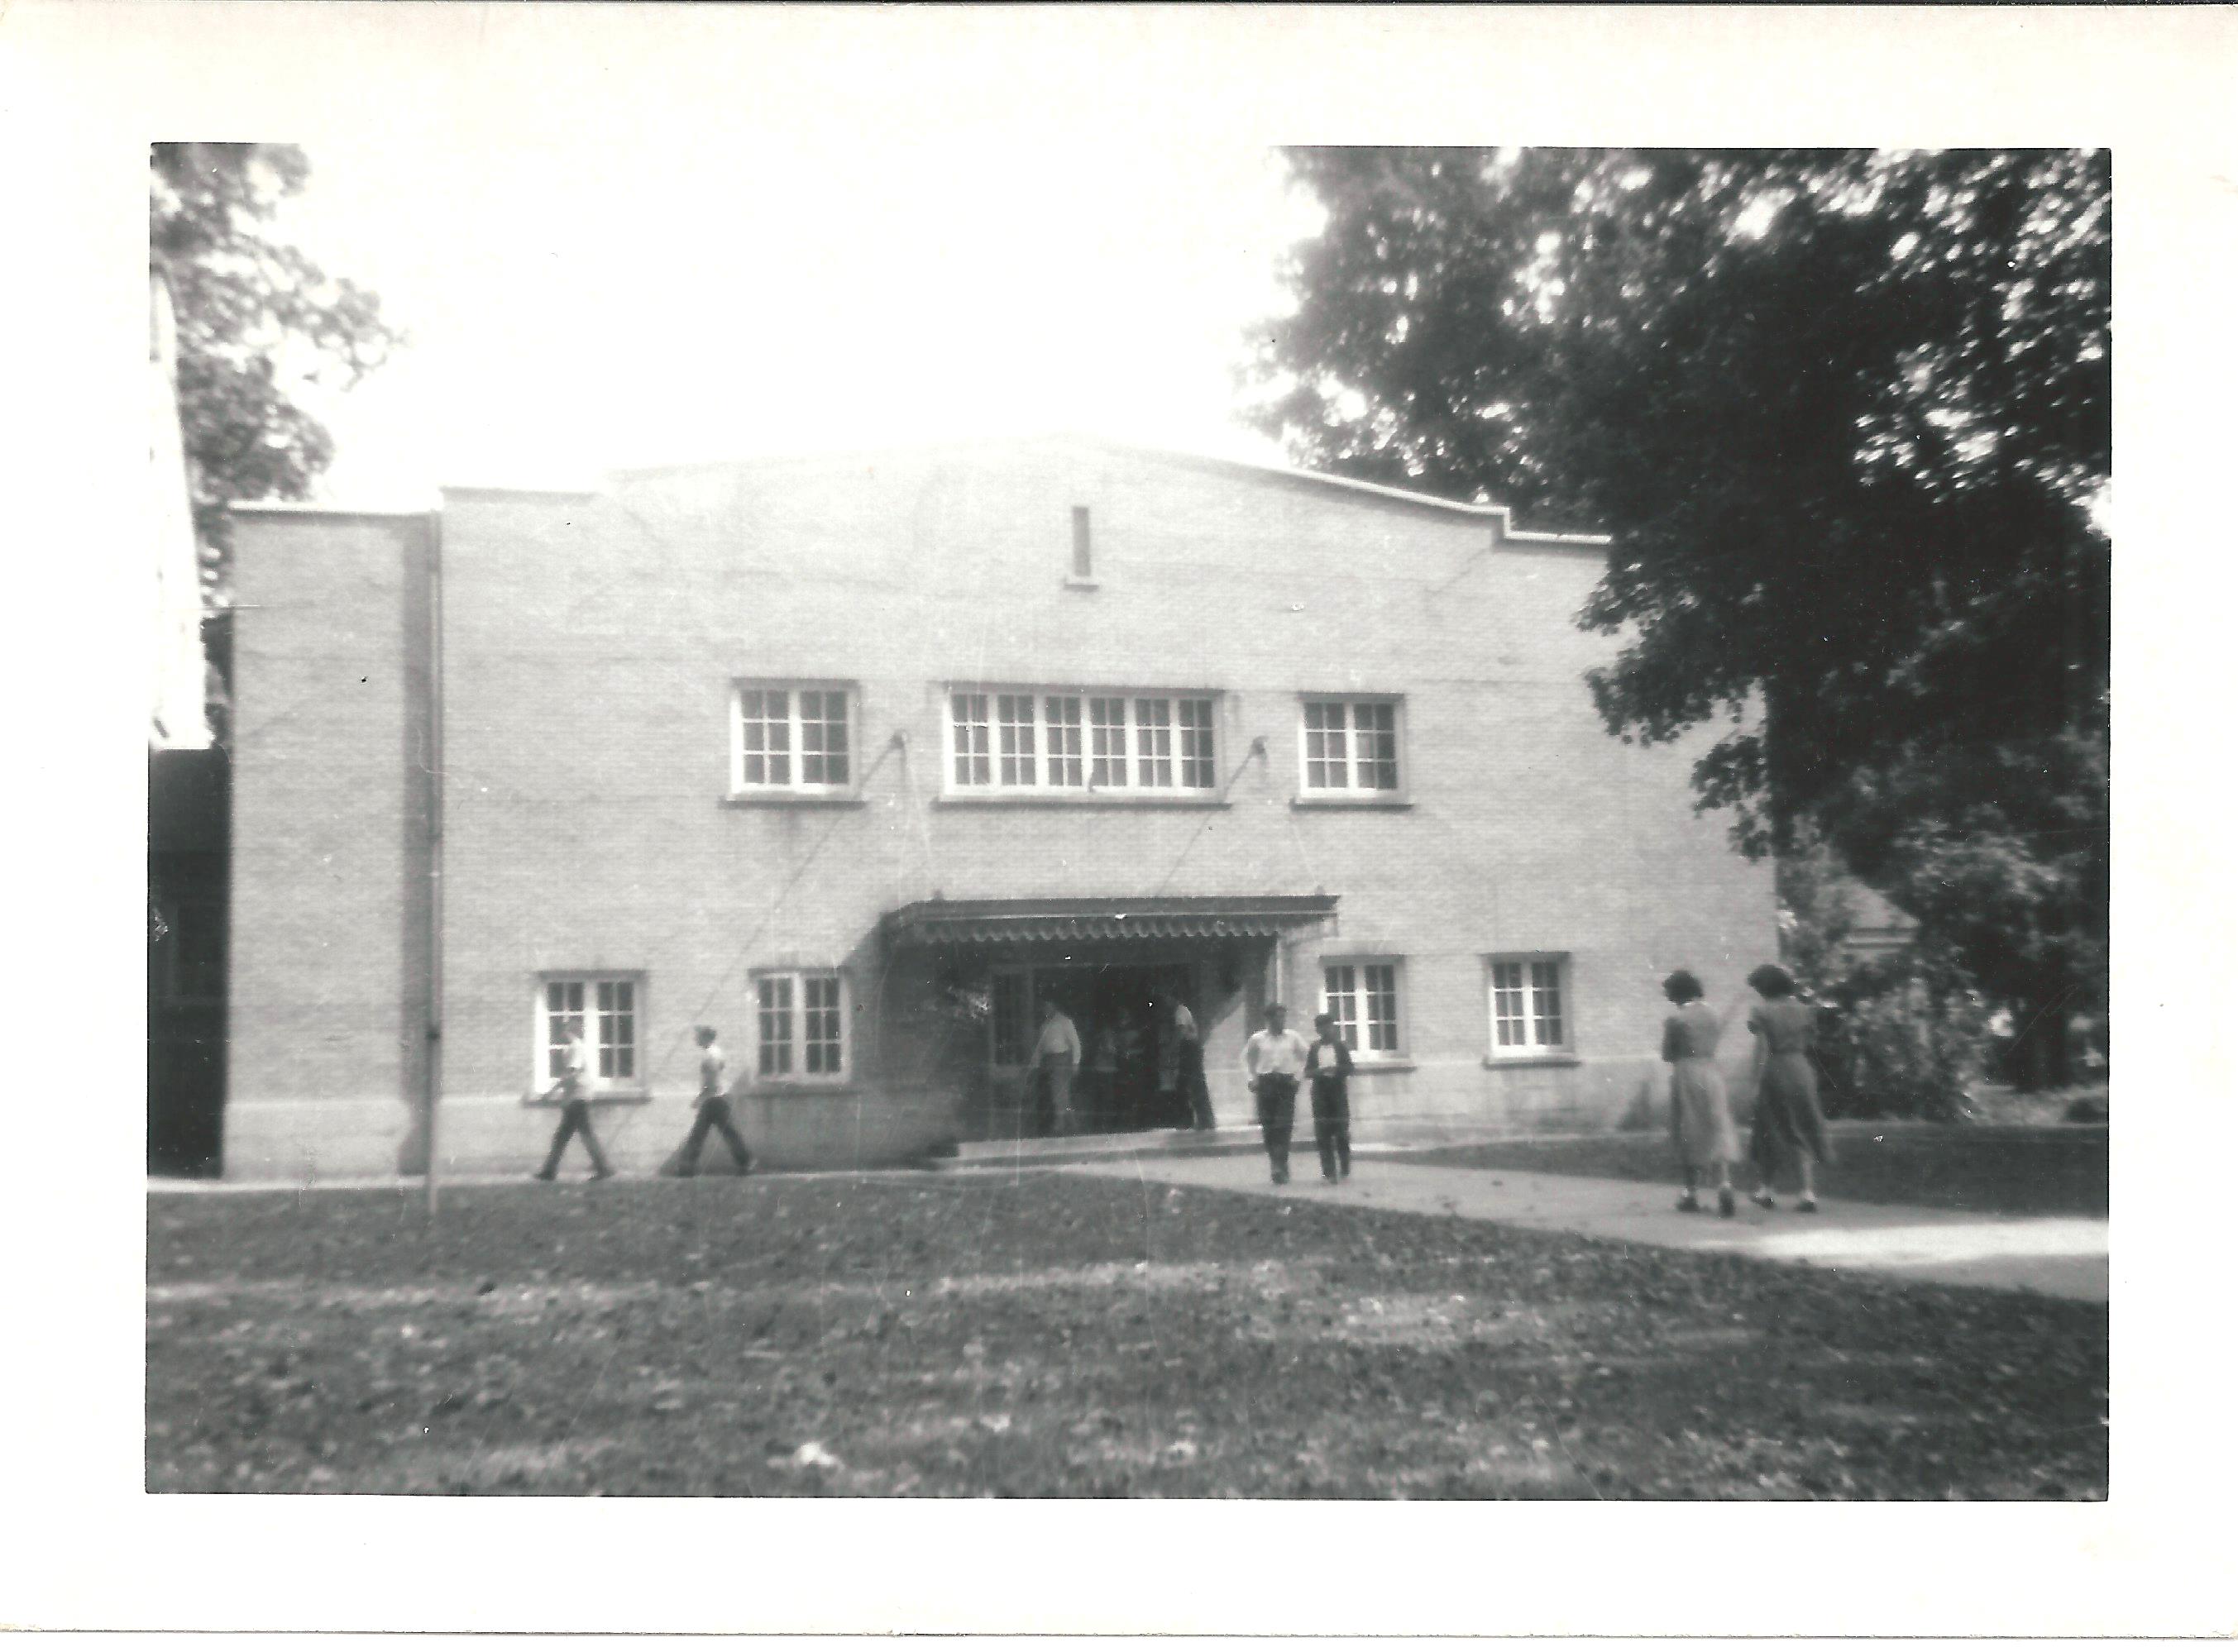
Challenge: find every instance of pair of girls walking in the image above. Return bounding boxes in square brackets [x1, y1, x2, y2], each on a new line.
[1662, 964, 1829, 1215]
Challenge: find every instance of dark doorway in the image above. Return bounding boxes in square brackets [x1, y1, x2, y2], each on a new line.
[1038, 962, 1195, 1134]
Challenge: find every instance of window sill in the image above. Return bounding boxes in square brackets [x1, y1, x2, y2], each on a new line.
[520, 1091, 653, 1108]
[935, 795, 1230, 810]
[743, 1081, 859, 1097]
[1292, 795, 1414, 811]
[720, 794, 867, 809]
[1350, 1059, 1417, 1074]
[1481, 1053, 1581, 1070]
[1064, 576, 1102, 591]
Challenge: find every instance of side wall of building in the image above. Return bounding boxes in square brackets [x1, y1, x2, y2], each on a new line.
[227, 511, 435, 1178]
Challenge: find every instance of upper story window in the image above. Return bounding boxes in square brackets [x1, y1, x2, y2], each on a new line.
[949, 686, 1218, 797]
[1488, 955, 1570, 1058]
[1300, 696, 1404, 797]
[538, 975, 641, 1091]
[732, 682, 853, 796]
[753, 968, 850, 1083]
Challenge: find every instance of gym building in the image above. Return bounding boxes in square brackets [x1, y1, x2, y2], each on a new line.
[213, 436, 1776, 1178]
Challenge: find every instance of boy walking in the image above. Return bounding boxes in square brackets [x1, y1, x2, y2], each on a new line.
[534, 1018, 614, 1182]
[1241, 1003, 1310, 1184]
[675, 1024, 753, 1177]
[1305, 1011, 1356, 1182]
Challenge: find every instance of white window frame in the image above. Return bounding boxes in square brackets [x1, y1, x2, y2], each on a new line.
[751, 968, 852, 1085]
[1298, 695, 1406, 798]
[730, 680, 857, 797]
[945, 685, 1220, 799]
[1320, 957, 1406, 1062]
[1485, 954, 1572, 1058]
[533, 974, 644, 1094]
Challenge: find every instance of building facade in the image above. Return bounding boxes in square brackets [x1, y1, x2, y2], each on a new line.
[225, 437, 1776, 1180]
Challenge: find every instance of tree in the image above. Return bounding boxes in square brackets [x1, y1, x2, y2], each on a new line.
[1250, 148, 2108, 1077]
[151, 142, 403, 607]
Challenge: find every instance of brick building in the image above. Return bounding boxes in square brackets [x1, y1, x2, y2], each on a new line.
[223, 437, 1776, 1180]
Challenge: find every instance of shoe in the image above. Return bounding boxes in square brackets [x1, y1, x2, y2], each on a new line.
[1796, 1196, 1818, 1213]
[1323, 1172, 1339, 1184]
[591, 1167, 615, 1182]
[1717, 1188, 1736, 1218]
[1272, 1167, 1289, 1185]
[532, 1168, 556, 1182]
[1751, 1191, 1777, 1210]
[1676, 1193, 1702, 1214]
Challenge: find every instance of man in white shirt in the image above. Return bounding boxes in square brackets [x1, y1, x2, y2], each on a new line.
[1241, 1003, 1311, 1184]
[673, 1024, 753, 1177]
[1029, 998, 1082, 1136]
[534, 1019, 615, 1182]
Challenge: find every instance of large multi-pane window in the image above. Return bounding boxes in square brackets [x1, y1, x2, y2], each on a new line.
[754, 970, 849, 1081]
[949, 687, 1218, 796]
[1322, 960, 1403, 1058]
[733, 683, 853, 794]
[1488, 957, 1569, 1055]
[538, 976, 640, 1089]
[1300, 697, 1403, 795]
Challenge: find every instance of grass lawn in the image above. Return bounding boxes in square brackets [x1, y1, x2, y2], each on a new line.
[148, 1170, 2106, 1499]
[1375, 1124, 2108, 1217]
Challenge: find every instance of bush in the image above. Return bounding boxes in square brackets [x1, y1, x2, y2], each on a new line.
[1812, 977, 1989, 1122]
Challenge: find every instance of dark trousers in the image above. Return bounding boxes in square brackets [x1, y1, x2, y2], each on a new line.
[1255, 1073, 1298, 1177]
[678, 1097, 753, 1175]
[1312, 1087, 1351, 1180]
[1179, 1041, 1214, 1130]
[538, 1099, 613, 1177]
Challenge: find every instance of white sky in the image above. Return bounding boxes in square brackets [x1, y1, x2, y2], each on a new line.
[280, 136, 1322, 501]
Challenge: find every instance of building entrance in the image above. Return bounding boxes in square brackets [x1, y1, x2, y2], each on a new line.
[1024, 961, 1198, 1134]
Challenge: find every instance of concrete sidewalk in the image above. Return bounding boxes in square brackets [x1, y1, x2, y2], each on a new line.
[1059, 1153, 2110, 1302]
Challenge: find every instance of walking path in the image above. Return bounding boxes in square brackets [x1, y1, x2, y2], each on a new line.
[1059, 1153, 2109, 1302]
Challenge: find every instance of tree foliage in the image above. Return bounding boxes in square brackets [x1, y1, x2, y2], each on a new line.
[151, 142, 403, 604]
[1251, 147, 2109, 1042]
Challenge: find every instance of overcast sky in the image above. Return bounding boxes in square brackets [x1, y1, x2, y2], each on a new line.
[279, 136, 1322, 503]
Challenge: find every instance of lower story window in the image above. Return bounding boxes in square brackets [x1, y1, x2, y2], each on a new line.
[755, 969, 850, 1081]
[541, 976, 639, 1088]
[1488, 956, 1569, 1055]
[1322, 959, 1403, 1058]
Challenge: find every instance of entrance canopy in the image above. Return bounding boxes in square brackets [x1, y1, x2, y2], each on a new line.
[882, 894, 1337, 948]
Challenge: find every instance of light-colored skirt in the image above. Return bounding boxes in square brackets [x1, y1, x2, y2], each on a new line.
[1669, 1056, 1739, 1166]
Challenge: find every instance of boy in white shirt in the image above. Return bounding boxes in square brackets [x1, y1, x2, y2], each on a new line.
[1241, 1003, 1311, 1184]
[675, 1024, 753, 1177]
[534, 1019, 614, 1182]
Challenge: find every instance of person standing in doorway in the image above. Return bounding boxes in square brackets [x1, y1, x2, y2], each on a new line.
[1163, 992, 1215, 1132]
[1029, 998, 1081, 1137]
[534, 1015, 614, 1182]
[1304, 1011, 1356, 1183]
[674, 1024, 753, 1177]
[1083, 1020, 1119, 1133]
[1660, 972, 1738, 1215]
[1242, 1003, 1311, 1184]
[1744, 964, 1831, 1211]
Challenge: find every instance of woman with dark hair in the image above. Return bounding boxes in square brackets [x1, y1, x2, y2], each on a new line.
[1661, 970, 1738, 1215]
[1744, 963, 1830, 1211]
